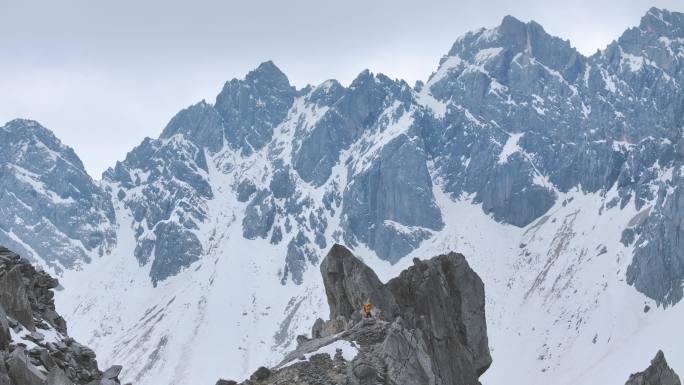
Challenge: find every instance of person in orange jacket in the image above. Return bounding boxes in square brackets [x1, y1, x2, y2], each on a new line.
[362, 299, 372, 318]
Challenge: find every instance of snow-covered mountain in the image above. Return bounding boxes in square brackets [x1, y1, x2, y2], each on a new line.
[2, 6, 684, 385]
[0, 119, 116, 271]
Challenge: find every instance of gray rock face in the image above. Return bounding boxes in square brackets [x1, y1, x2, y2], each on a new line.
[320, 244, 398, 321]
[292, 72, 411, 186]
[242, 190, 276, 240]
[0, 119, 116, 271]
[0, 265, 34, 331]
[342, 134, 444, 262]
[0, 245, 128, 385]
[417, 8, 684, 305]
[7, 8, 684, 308]
[0, 246, 67, 335]
[625, 350, 681, 385]
[230, 245, 490, 385]
[46, 367, 71, 385]
[104, 133, 211, 285]
[215, 381, 236, 385]
[148, 222, 203, 286]
[291, 81, 349, 186]
[102, 366, 123, 380]
[290, 71, 444, 263]
[382, 320, 436, 385]
[6, 349, 45, 385]
[387, 253, 492, 377]
[282, 232, 317, 285]
[235, 179, 256, 203]
[215, 61, 296, 155]
[0, 307, 10, 351]
[626, 171, 684, 305]
[101, 64, 295, 284]
[160, 101, 225, 154]
[269, 166, 295, 199]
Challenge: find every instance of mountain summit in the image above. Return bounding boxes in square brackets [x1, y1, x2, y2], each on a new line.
[1, 7, 683, 385]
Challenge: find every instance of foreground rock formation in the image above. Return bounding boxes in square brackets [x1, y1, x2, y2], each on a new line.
[625, 351, 681, 385]
[218, 244, 491, 385]
[0, 246, 127, 385]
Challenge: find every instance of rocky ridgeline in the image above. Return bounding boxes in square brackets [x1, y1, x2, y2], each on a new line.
[217, 244, 491, 385]
[0, 246, 127, 385]
[625, 351, 681, 385]
[0, 120, 116, 272]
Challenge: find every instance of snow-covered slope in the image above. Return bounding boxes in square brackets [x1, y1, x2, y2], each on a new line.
[1, 6, 682, 385]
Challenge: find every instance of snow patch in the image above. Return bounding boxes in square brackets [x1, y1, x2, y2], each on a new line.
[497, 133, 524, 164]
[280, 340, 359, 369]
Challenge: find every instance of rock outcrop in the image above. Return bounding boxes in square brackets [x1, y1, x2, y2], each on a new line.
[320, 244, 398, 322]
[625, 351, 681, 385]
[218, 244, 490, 385]
[387, 254, 491, 378]
[0, 246, 129, 385]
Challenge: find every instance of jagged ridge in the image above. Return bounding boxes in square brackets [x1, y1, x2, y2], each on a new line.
[218, 244, 490, 385]
[0, 246, 127, 385]
[1, 7, 683, 385]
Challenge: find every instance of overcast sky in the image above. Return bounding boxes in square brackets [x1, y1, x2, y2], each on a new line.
[1, 0, 681, 177]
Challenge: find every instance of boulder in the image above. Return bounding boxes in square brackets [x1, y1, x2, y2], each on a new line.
[387, 253, 492, 377]
[0, 352, 12, 385]
[0, 265, 34, 331]
[102, 365, 123, 379]
[216, 381, 237, 385]
[38, 350, 55, 371]
[249, 366, 271, 381]
[6, 348, 46, 385]
[311, 318, 324, 339]
[382, 319, 436, 385]
[46, 366, 71, 385]
[0, 306, 10, 350]
[320, 244, 398, 321]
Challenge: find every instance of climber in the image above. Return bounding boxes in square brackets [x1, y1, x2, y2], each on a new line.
[363, 298, 372, 318]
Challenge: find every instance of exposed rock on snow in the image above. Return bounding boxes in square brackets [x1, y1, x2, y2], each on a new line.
[387, 253, 491, 377]
[0, 119, 116, 271]
[4, 6, 684, 385]
[0, 246, 128, 385]
[320, 244, 398, 321]
[625, 350, 681, 385]
[219, 244, 490, 385]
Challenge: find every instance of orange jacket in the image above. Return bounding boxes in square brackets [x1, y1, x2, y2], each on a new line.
[363, 302, 372, 314]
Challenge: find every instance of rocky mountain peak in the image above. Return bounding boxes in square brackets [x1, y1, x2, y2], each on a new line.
[444, 14, 582, 80]
[496, 14, 550, 51]
[248, 60, 290, 84]
[220, 244, 491, 385]
[348, 69, 373, 88]
[309, 79, 345, 106]
[215, 61, 296, 155]
[319, 245, 491, 381]
[7, 8, 684, 384]
[1, 119, 84, 171]
[159, 100, 225, 153]
[616, 8, 684, 52]
[0, 119, 116, 271]
[639, 7, 684, 36]
[625, 350, 681, 385]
